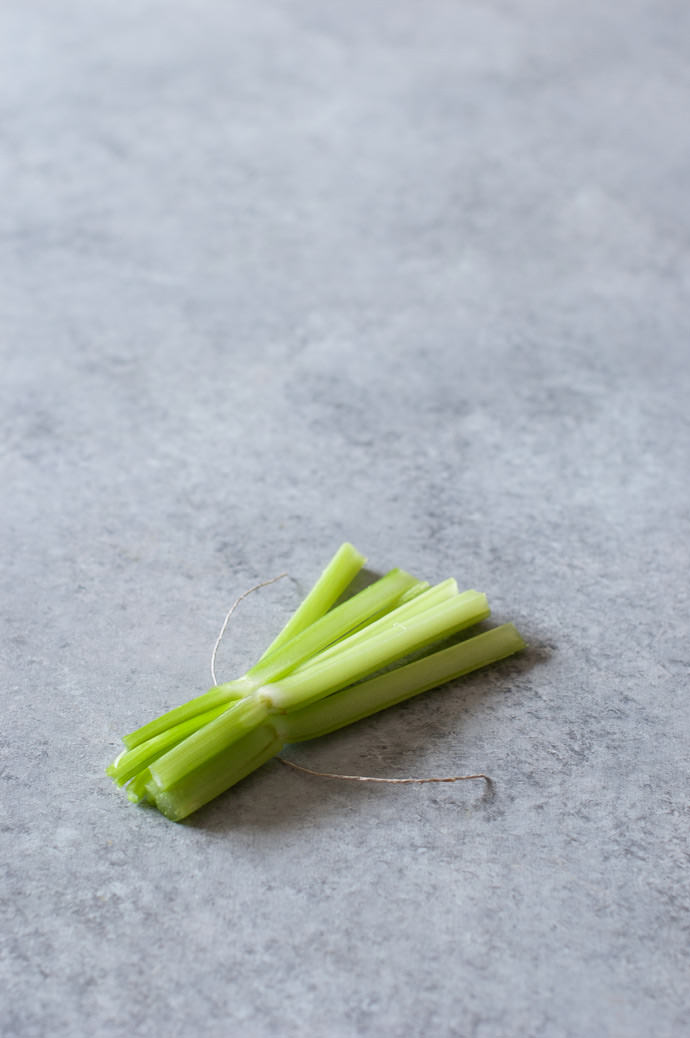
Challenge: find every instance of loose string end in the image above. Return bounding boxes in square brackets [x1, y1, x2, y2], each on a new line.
[277, 758, 492, 786]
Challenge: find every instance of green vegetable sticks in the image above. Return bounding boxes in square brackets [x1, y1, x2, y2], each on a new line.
[107, 543, 525, 821]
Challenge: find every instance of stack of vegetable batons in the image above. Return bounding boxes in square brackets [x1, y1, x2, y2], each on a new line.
[108, 543, 525, 821]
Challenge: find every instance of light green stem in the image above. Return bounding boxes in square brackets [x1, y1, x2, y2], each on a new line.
[294, 579, 458, 673]
[258, 542, 366, 661]
[108, 703, 229, 785]
[148, 694, 271, 792]
[122, 678, 252, 750]
[279, 623, 526, 742]
[127, 769, 153, 803]
[267, 591, 490, 712]
[148, 724, 283, 822]
[245, 568, 422, 686]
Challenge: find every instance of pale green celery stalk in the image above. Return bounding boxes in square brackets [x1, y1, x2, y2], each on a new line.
[267, 591, 491, 712]
[293, 579, 459, 674]
[122, 678, 251, 751]
[278, 623, 526, 742]
[244, 568, 422, 686]
[127, 769, 153, 803]
[148, 725, 283, 822]
[108, 703, 229, 786]
[398, 581, 431, 603]
[148, 692, 272, 792]
[258, 542, 366, 661]
[314, 580, 432, 647]
[146, 623, 525, 821]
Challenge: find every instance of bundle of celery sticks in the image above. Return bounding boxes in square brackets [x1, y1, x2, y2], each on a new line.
[107, 543, 524, 820]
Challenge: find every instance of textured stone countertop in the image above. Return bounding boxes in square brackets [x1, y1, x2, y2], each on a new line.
[2, 2, 689, 1036]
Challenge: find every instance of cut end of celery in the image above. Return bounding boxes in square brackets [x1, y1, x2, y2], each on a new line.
[126, 768, 153, 803]
[146, 724, 283, 821]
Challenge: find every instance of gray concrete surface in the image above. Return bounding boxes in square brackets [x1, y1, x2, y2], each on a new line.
[2, 1, 689, 1036]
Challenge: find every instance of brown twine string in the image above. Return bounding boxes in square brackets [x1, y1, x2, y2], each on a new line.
[212, 576, 490, 788]
[277, 758, 490, 784]
[211, 573, 289, 686]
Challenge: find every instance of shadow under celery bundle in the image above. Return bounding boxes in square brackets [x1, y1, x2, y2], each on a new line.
[107, 543, 525, 821]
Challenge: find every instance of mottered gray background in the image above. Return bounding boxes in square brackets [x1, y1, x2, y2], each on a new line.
[1, 1, 689, 1036]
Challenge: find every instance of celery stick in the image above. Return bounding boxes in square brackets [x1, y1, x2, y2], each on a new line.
[108, 703, 229, 786]
[245, 568, 422, 686]
[122, 678, 251, 751]
[148, 725, 283, 822]
[398, 582, 430, 603]
[148, 693, 271, 793]
[258, 542, 365, 661]
[294, 579, 459, 673]
[325, 580, 431, 644]
[266, 591, 490, 712]
[127, 769, 153, 803]
[279, 623, 526, 742]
